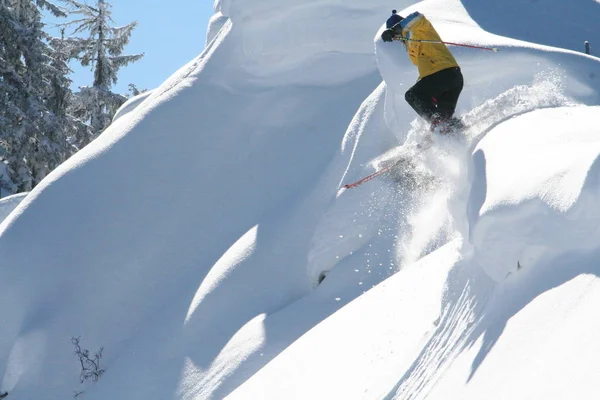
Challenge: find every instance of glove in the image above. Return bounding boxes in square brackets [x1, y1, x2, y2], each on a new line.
[381, 29, 395, 42]
[381, 22, 404, 42]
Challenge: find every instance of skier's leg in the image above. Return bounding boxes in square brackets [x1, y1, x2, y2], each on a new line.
[436, 86, 462, 120]
[435, 69, 464, 120]
[405, 76, 438, 121]
[405, 67, 463, 123]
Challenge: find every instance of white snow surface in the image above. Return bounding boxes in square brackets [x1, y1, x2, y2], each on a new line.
[111, 90, 154, 123]
[2, 0, 600, 399]
[0, 193, 27, 224]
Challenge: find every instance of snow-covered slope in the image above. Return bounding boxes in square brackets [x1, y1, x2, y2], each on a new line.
[2, 0, 600, 399]
[228, 106, 600, 400]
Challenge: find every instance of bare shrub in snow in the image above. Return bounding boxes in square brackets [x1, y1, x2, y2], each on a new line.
[72, 337, 105, 384]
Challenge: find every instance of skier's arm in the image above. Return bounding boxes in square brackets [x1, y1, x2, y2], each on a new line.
[397, 13, 426, 66]
[381, 20, 419, 66]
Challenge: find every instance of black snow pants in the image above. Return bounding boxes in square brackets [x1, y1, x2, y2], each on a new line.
[405, 66, 463, 123]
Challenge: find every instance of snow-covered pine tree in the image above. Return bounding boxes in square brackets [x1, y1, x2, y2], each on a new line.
[47, 28, 71, 118]
[0, 0, 20, 193]
[48, 29, 92, 153]
[0, 0, 71, 192]
[127, 83, 146, 98]
[61, 0, 143, 143]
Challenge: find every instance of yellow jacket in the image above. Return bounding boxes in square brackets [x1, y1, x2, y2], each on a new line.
[398, 12, 458, 79]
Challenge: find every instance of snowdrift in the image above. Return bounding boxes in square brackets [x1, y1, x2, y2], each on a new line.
[469, 106, 600, 282]
[1, 0, 600, 399]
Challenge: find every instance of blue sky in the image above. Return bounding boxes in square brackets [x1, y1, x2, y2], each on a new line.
[45, 1, 214, 95]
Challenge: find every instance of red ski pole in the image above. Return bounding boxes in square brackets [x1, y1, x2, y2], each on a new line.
[342, 159, 403, 190]
[341, 141, 433, 191]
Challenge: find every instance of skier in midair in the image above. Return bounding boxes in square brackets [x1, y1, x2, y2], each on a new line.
[381, 10, 464, 133]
